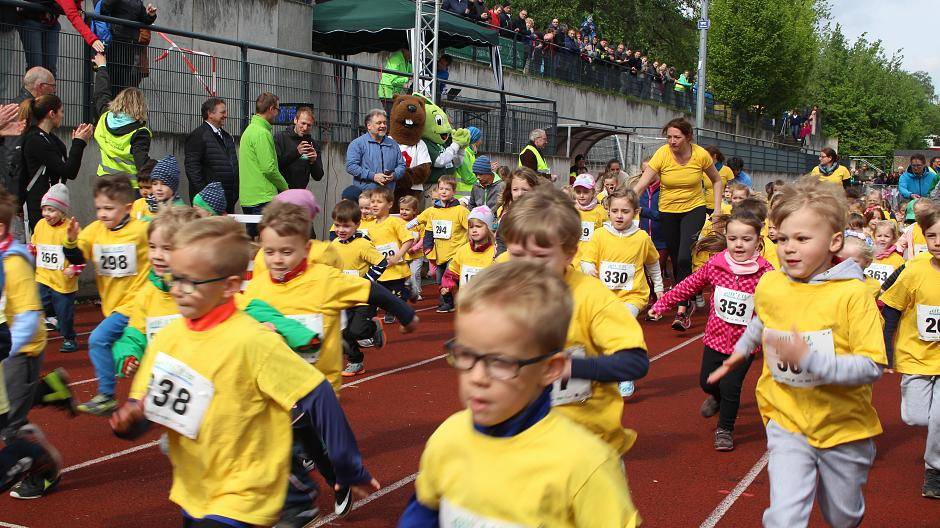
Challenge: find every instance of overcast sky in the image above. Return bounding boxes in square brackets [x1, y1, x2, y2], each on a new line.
[826, 0, 939, 96]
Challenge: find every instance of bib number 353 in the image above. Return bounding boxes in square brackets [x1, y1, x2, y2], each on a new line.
[144, 353, 214, 440]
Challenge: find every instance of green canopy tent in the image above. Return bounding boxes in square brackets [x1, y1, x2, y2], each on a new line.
[312, 0, 499, 54]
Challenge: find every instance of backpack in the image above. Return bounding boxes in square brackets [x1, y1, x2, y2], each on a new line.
[91, 0, 111, 45]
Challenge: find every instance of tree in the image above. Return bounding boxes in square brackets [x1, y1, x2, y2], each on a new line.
[707, 0, 820, 114]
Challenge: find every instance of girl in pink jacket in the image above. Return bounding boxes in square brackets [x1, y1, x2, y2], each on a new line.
[650, 211, 774, 452]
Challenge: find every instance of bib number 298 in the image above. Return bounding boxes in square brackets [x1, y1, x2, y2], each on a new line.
[100, 254, 129, 272]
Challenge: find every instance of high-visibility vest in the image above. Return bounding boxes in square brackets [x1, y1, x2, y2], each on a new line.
[94, 112, 151, 185]
[518, 144, 549, 174]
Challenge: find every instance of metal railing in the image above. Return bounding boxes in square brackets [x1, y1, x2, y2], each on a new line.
[0, 0, 555, 154]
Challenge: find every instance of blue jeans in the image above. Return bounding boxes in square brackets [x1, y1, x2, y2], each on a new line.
[240, 203, 267, 238]
[39, 284, 75, 340]
[16, 18, 60, 76]
[88, 312, 129, 397]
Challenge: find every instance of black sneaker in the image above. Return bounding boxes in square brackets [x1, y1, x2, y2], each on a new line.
[700, 395, 719, 418]
[714, 428, 734, 452]
[275, 503, 320, 528]
[924, 468, 940, 499]
[671, 304, 695, 331]
[0, 425, 61, 494]
[334, 485, 354, 517]
[436, 299, 455, 313]
[9, 472, 61, 500]
[383, 312, 395, 324]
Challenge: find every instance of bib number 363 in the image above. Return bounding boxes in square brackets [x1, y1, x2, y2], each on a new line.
[916, 304, 940, 342]
[144, 353, 214, 440]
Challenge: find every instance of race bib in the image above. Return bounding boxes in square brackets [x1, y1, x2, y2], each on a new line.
[914, 244, 928, 256]
[93, 244, 137, 277]
[599, 261, 635, 290]
[763, 329, 834, 388]
[343, 269, 360, 277]
[713, 286, 754, 326]
[432, 220, 453, 240]
[376, 242, 399, 260]
[288, 314, 324, 363]
[144, 352, 214, 440]
[439, 498, 527, 528]
[357, 228, 369, 238]
[35, 244, 65, 270]
[551, 345, 592, 406]
[460, 266, 482, 287]
[145, 314, 181, 341]
[916, 304, 940, 342]
[580, 221, 595, 242]
[864, 263, 894, 285]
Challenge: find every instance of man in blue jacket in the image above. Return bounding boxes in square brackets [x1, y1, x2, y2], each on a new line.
[899, 153, 939, 199]
[345, 109, 406, 192]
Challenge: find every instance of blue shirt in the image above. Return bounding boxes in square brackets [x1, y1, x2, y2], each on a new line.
[345, 132, 406, 191]
[732, 170, 753, 189]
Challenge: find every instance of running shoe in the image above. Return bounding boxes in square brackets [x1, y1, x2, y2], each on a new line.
[342, 363, 364, 377]
[700, 395, 719, 418]
[695, 293, 706, 309]
[924, 469, 940, 499]
[1, 425, 61, 495]
[671, 304, 695, 331]
[334, 485, 354, 517]
[383, 312, 395, 324]
[44, 317, 58, 332]
[76, 394, 117, 416]
[436, 298, 455, 313]
[357, 338, 375, 349]
[59, 338, 77, 353]
[40, 368, 74, 416]
[714, 428, 734, 452]
[275, 503, 320, 528]
[619, 381, 635, 398]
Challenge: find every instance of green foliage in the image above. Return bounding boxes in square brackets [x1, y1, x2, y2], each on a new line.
[708, 0, 819, 113]
[507, 0, 698, 69]
[806, 26, 940, 157]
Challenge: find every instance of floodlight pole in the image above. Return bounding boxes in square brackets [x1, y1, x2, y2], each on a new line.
[695, 0, 710, 130]
[413, 0, 440, 98]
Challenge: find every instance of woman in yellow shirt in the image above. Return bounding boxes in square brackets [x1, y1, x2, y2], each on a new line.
[811, 147, 851, 187]
[633, 118, 723, 330]
[702, 145, 735, 215]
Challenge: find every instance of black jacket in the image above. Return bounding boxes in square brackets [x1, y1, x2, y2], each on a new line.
[184, 122, 239, 211]
[273, 128, 324, 190]
[21, 127, 86, 228]
[100, 0, 155, 43]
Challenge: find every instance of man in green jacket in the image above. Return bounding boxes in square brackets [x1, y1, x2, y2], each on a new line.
[239, 92, 289, 235]
[378, 49, 413, 115]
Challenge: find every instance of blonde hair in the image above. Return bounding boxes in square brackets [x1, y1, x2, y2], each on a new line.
[259, 201, 311, 239]
[840, 235, 874, 268]
[873, 220, 898, 241]
[729, 182, 750, 195]
[173, 217, 251, 277]
[398, 195, 419, 211]
[915, 200, 940, 231]
[109, 87, 148, 122]
[500, 186, 581, 256]
[769, 177, 847, 238]
[458, 261, 572, 354]
[148, 205, 201, 240]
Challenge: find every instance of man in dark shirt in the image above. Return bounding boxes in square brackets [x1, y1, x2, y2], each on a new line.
[274, 106, 324, 190]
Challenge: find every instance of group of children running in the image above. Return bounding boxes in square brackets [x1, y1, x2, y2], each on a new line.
[1, 132, 938, 528]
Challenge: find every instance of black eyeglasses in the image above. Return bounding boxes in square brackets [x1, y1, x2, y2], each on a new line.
[169, 274, 230, 295]
[444, 339, 559, 380]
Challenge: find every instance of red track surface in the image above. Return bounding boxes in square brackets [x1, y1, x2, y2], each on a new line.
[3, 290, 939, 527]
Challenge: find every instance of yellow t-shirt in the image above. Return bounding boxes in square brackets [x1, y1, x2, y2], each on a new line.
[252, 239, 342, 279]
[761, 237, 780, 269]
[880, 257, 940, 375]
[448, 242, 496, 287]
[423, 205, 469, 263]
[580, 226, 659, 311]
[555, 270, 648, 454]
[811, 164, 851, 185]
[494, 250, 510, 264]
[752, 271, 886, 448]
[402, 217, 426, 263]
[415, 410, 640, 528]
[865, 252, 905, 285]
[129, 309, 321, 526]
[4, 254, 46, 356]
[910, 223, 928, 259]
[240, 263, 372, 393]
[126, 282, 180, 341]
[330, 237, 384, 277]
[577, 205, 609, 244]
[864, 277, 882, 299]
[131, 198, 149, 220]
[703, 164, 734, 211]
[648, 143, 714, 213]
[31, 218, 78, 294]
[72, 218, 151, 317]
[370, 215, 414, 281]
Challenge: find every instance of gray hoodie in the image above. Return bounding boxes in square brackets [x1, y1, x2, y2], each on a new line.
[733, 259, 883, 385]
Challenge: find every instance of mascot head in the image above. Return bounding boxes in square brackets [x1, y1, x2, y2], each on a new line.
[422, 97, 454, 145]
[387, 94, 427, 147]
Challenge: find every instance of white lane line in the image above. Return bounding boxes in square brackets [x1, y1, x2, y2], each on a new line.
[312, 472, 418, 527]
[68, 377, 98, 387]
[61, 440, 161, 474]
[46, 330, 92, 343]
[650, 333, 704, 363]
[0, 522, 30, 528]
[345, 355, 447, 387]
[699, 451, 769, 528]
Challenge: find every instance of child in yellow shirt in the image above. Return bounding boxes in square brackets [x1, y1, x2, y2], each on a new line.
[500, 187, 649, 455]
[31, 184, 80, 353]
[439, 206, 497, 308]
[111, 216, 380, 527]
[400, 261, 640, 527]
[331, 199, 388, 377]
[130, 172, 151, 220]
[399, 195, 426, 302]
[881, 201, 940, 498]
[868, 220, 904, 286]
[710, 179, 886, 526]
[63, 174, 151, 415]
[571, 174, 609, 255]
[369, 187, 415, 323]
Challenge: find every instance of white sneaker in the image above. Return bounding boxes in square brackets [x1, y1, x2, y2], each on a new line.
[619, 381, 636, 398]
[357, 338, 375, 348]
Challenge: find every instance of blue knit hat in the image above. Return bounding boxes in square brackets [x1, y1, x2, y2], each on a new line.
[341, 185, 362, 202]
[193, 182, 227, 216]
[151, 155, 180, 193]
[468, 126, 482, 144]
[472, 156, 493, 175]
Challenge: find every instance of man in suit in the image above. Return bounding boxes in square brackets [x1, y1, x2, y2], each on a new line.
[184, 97, 239, 212]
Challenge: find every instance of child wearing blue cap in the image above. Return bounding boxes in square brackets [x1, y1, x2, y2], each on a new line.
[467, 156, 504, 212]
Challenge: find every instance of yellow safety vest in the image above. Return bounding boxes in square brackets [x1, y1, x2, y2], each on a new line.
[94, 112, 152, 186]
[518, 144, 549, 174]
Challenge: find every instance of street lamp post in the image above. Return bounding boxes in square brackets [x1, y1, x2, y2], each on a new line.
[695, 0, 710, 131]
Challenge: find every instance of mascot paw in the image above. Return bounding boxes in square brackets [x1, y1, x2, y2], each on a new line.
[452, 128, 471, 148]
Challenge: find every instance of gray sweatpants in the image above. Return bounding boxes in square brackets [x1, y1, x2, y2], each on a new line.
[900, 374, 940, 470]
[763, 419, 875, 528]
[0, 352, 44, 442]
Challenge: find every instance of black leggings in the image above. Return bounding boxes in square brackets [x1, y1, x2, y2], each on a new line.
[699, 346, 754, 431]
[660, 206, 706, 308]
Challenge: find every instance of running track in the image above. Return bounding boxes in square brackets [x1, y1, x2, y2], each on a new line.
[2, 289, 938, 527]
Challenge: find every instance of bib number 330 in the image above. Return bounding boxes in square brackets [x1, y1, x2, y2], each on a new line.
[144, 353, 214, 440]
